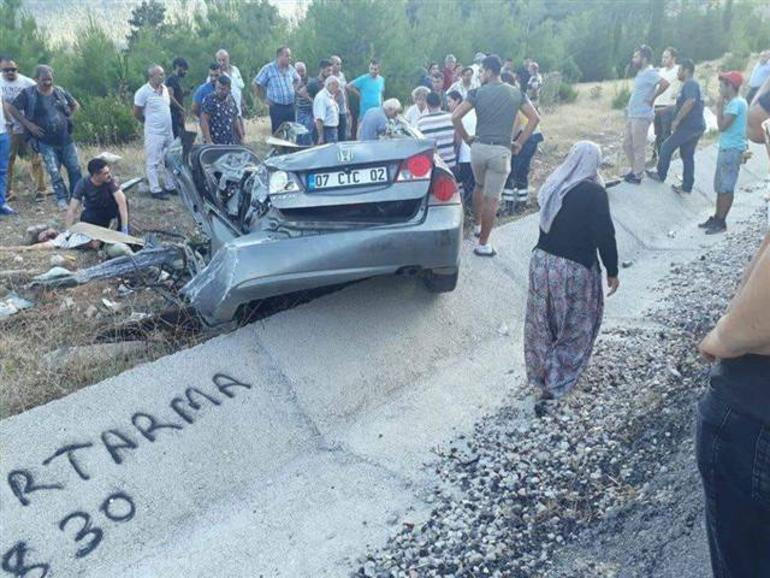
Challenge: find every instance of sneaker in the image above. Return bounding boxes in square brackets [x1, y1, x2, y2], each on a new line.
[56, 199, 69, 211]
[624, 173, 642, 184]
[151, 192, 170, 201]
[474, 243, 497, 257]
[705, 219, 727, 235]
[34, 191, 46, 203]
[501, 188, 516, 201]
[163, 188, 179, 196]
[0, 204, 16, 216]
[645, 169, 663, 182]
[698, 216, 716, 228]
[473, 224, 482, 238]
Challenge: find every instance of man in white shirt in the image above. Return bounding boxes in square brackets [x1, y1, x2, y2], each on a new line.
[133, 64, 177, 200]
[449, 67, 479, 100]
[405, 86, 430, 127]
[447, 89, 476, 204]
[216, 49, 245, 138]
[747, 50, 770, 105]
[313, 76, 340, 144]
[0, 89, 14, 215]
[0, 57, 46, 201]
[330, 55, 349, 141]
[653, 46, 681, 161]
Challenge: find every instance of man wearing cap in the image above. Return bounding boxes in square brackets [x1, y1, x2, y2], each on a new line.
[699, 71, 748, 235]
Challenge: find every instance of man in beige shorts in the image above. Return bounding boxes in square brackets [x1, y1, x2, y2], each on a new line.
[453, 54, 540, 256]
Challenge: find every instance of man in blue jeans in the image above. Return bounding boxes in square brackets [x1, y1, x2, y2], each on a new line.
[0, 96, 14, 215]
[7, 64, 82, 211]
[697, 231, 770, 577]
[646, 59, 705, 194]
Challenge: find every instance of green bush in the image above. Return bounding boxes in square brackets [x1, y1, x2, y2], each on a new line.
[73, 96, 139, 145]
[720, 51, 750, 73]
[611, 86, 631, 110]
[557, 82, 578, 104]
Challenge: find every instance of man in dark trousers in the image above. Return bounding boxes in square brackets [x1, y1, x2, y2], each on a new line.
[646, 58, 705, 194]
[697, 230, 770, 577]
[165, 56, 189, 139]
[253, 46, 300, 133]
[66, 158, 129, 233]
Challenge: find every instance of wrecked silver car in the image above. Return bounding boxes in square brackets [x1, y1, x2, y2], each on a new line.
[167, 122, 463, 325]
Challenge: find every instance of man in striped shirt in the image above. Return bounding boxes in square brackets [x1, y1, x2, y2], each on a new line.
[417, 91, 457, 169]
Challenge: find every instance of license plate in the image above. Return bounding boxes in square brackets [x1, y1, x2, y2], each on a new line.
[307, 166, 388, 190]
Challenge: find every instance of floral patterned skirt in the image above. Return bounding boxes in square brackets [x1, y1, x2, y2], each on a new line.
[524, 249, 604, 398]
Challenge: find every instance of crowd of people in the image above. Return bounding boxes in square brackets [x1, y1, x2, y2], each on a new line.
[0, 48, 547, 241]
[2, 42, 770, 578]
[621, 43, 770, 237]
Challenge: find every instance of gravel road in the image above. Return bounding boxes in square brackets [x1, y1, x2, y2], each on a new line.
[352, 210, 766, 578]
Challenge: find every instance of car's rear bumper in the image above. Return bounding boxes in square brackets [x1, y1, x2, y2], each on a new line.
[182, 204, 463, 324]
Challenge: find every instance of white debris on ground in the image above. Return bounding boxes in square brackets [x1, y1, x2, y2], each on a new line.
[352, 211, 765, 578]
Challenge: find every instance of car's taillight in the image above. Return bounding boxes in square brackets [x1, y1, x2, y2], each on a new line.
[397, 153, 433, 181]
[430, 173, 459, 203]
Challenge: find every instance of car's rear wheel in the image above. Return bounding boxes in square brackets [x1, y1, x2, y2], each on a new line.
[424, 268, 459, 293]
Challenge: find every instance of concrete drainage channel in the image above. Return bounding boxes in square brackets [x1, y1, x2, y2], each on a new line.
[0, 143, 767, 577]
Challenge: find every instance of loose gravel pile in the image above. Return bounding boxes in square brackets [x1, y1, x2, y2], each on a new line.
[352, 211, 766, 578]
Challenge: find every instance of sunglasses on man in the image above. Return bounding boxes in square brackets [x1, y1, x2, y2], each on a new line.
[2, 68, 17, 73]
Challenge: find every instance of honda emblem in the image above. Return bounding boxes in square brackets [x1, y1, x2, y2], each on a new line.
[338, 147, 354, 163]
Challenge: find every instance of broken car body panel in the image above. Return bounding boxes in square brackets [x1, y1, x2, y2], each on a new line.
[167, 127, 463, 325]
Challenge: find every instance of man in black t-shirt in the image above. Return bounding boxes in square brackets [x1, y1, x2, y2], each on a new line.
[66, 158, 129, 233]
[165, 57, 188, 139]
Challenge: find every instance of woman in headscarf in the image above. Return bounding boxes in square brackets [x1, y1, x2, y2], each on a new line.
[524, 141, 620, 400]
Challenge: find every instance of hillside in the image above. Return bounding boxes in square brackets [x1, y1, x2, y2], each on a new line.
[21, 0, 301, 44]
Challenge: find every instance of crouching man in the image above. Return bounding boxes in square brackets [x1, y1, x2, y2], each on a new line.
[66, 158, 129, 234]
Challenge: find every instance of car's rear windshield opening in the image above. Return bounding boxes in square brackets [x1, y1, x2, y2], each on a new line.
[278, 199, 423, 224]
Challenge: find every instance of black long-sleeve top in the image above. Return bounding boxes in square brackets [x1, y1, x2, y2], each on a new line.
[535, 181, 619, 277]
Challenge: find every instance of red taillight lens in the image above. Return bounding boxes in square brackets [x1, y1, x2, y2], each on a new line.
[431, 173, 458, 202]
[398, 153, 433, 181]
[407, 154, 432, 178]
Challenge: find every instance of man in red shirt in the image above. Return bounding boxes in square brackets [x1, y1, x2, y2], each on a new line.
[443, 54, 457, 90]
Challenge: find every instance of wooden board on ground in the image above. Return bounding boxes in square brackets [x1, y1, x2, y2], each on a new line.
[69, 222, 145, 246]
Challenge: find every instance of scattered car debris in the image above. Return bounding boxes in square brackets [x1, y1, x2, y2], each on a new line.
[30, 245, 190, 289]
[0, 292, 34, 319]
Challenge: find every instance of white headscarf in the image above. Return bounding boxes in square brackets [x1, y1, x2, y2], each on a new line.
[538, 141, 604, 234]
